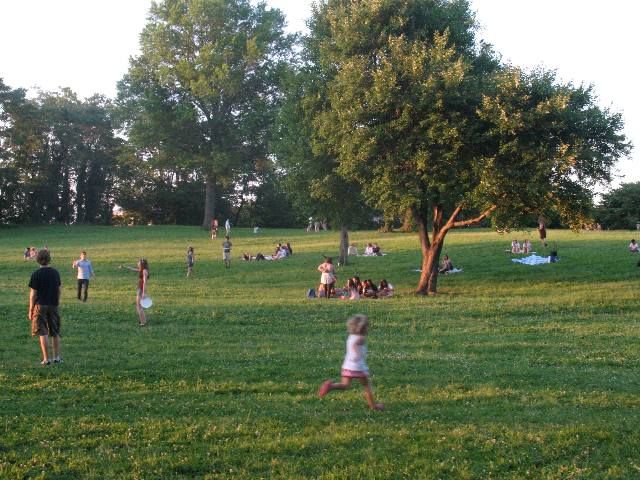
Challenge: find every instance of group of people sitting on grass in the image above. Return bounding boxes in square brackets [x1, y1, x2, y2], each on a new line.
[314, 276, 394, 300]
[242, 242, 293, 262]
[509, 239, 533, 254]
[23, 246, 47, 260]
[308, 268, 393, 300]
[347, 242, 384, 256]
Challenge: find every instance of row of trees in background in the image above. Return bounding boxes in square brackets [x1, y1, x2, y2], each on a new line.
[0, 0, 634, 292]
[0, 82, 120, 224]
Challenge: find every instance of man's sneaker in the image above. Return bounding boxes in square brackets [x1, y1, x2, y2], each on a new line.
[40, 360, 50, 366]
[53, 357, 63, 364]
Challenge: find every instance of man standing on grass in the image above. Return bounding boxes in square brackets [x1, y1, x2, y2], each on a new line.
[72, 250, 95, 302]
[28, 249, 62, 365]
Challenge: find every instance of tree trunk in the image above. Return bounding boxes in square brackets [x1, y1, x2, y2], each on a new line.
[339, 224, 349, 266]
[202, 175, 216, 229]
[378, 222, 392, 233]
[416, 208, 445, 295]
[427, 241, 445, 293]
[415, 203, 495, 295]
[400, 207, 414, 232]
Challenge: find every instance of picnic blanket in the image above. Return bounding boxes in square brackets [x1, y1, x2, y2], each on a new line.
[511, 255, 554, 265]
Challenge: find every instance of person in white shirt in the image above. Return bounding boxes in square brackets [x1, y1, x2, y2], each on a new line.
[72, 250, 95, 302]
[317, 314, 384, 410]
[629, 239, 639, 253]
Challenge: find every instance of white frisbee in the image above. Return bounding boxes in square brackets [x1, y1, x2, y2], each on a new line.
[140, 296, 153, 309]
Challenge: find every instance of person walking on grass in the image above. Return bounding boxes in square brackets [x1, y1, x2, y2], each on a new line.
[28, 249, 62, 365]
[186, 246, 195, 277]
[119, 259, 150, 326]
[72, 250, 95, 302]
[222, 235, 232, 269]
[318, 314, 384, 410]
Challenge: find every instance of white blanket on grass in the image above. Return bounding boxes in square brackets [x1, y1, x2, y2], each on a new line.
[512, 255, 553, 265]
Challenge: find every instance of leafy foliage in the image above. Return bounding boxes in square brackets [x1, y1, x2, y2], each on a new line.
[0, 79, 119, 224]
[116, 0, 294, 227]
[595, 182, 640, 229]
[306, 0, 630, 293]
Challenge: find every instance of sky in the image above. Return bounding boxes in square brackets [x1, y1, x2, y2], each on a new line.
[0, 0, 637, 187]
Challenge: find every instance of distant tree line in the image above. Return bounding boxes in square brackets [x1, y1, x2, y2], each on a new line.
[0, 84, 120, 224]
[0, 0, 633, 291]
[594, 182, 640, 230]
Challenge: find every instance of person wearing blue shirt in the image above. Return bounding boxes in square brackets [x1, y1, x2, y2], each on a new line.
[72, 250, 95, 302]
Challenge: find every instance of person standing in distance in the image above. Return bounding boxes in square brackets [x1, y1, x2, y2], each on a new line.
[120, 259, 150, 327]
[28, 249, 62, 365]
[222, 235, 232, 269]
[186, 246, 195, 277]
[225, 218, 231, 235]
[72, 250, 95, 302]
[211, 218, 218, 239]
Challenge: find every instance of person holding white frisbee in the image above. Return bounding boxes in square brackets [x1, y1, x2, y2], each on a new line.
[120, 258, 150, 327]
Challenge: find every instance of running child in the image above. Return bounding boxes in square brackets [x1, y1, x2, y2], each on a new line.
[318, 314, 384, 410]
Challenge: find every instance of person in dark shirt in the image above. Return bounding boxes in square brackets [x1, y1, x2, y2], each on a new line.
[222, 236, 232, 268]
[28, 249, 62, 365]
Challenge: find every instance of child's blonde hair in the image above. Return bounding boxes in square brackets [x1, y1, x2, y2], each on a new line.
[347, 314, 369, 335]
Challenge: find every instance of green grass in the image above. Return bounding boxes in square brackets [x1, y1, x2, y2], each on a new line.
[1, 225, 639, 479]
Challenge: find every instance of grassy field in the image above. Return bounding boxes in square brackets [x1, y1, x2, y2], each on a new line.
[1, 225, 639, 479]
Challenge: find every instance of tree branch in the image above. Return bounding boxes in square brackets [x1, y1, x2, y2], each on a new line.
[443, 205, 463, 231]
[452, 205, 497, 228]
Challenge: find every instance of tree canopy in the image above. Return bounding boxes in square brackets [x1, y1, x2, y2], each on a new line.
[0, 79, 119, 224]
[306, 0, 630, 294]
[116, 0, 293, 228]
[0, 0, 633, 259]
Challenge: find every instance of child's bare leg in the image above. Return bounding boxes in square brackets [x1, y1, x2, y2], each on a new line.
[319, 377, 351, 397]
[359, 378, 384, 410]
[332, 377, 351, 390]
[136, 295, 146, 325]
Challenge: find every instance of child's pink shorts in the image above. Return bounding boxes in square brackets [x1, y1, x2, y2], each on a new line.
[341, 369, 368, 378]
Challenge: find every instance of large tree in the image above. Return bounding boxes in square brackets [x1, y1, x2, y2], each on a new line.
[309, 0, 630, 294]
[595, 182, 640, 230]
[116, 0, 293, 228]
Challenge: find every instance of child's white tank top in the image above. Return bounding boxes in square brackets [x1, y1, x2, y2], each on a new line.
[341, 334, 368, 373]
